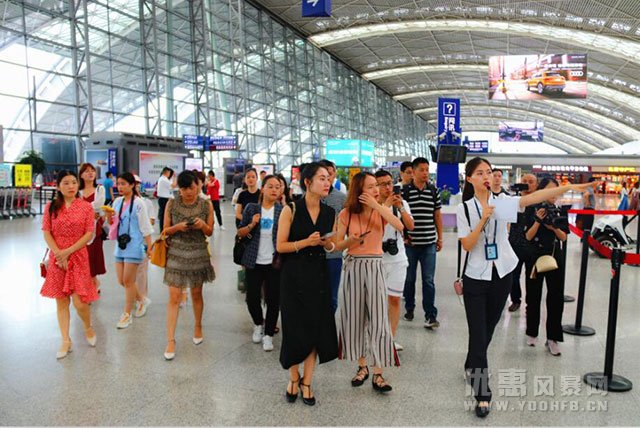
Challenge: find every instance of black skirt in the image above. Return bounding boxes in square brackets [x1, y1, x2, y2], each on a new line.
[279, 253, 338, 369]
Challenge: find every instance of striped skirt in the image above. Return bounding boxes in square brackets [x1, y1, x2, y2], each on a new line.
[337, 255, 400, 368]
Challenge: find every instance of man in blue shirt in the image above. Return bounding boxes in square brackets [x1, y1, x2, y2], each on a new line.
[103, 172, 115, 205]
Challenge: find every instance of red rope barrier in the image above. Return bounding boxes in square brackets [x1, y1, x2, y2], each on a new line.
[569, 224, 640, 265]
[568, 209, 638, 215]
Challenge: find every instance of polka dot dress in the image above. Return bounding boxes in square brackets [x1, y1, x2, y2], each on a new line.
[40, 199, 99, 304]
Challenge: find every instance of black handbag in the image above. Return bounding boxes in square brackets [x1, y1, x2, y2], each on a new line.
[233, 233, 252, 265]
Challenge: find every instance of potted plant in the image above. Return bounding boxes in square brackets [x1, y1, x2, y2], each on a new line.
[440, 185, 451, 205]
[18, 150, 46, 175]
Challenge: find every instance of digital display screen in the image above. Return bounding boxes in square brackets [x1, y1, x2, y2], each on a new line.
[325, 139, 374, 167]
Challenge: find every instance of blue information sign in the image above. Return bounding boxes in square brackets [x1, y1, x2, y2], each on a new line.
[183, 134, 204, 150]
[302, 0, 331, 17]
[436, 98, 461, 194]
[464, 139, 489, 154]
[209, 135, 238, 151]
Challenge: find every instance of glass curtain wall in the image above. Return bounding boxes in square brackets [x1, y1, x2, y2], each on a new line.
[0, 0, 429, 172]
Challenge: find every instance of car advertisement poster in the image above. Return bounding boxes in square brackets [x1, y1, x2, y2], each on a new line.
[498, 121, 544, 142]
[489, 54, 587, 100]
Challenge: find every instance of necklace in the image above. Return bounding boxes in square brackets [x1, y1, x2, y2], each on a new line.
[358, 209, 375, 245]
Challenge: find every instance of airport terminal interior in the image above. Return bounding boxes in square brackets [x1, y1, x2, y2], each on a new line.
[1, 0, 640, 426]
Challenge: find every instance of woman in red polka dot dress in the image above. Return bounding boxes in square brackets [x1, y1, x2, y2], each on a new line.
[41, 170, 99, 359]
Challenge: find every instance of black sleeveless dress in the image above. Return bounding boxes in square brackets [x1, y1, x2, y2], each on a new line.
[279, 198, 338, 369]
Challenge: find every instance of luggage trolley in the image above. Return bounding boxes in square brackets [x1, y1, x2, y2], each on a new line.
[12, 188, 24, 218]
[0, 187, 9, 219]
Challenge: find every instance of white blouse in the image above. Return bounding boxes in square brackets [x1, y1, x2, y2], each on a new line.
[80, 185, 105, 212]
[457, 194, 523, 281]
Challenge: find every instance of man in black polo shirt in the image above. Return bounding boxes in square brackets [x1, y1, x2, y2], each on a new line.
[402, 157, 443, 328]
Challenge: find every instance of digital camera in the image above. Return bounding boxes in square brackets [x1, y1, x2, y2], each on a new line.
[537, 203, 569, 230]
[382, 238, 399, 255]
[117, 233, 131, 250]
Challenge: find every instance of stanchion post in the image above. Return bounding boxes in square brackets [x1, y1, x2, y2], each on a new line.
[561, 239, 575, 303]
[563, 229, 595, 335]
[583, 248, 633, 392]
[636, 209, 639, 256]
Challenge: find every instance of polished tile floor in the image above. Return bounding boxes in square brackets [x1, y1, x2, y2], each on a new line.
[0, 199, 639, 426]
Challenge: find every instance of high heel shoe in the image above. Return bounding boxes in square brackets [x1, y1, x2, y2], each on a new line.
[56, 341, 72, 360]
[164, 339, 176, 360]
[192, 337, 204, 345]
[285, 373, 300, 403]
[85, 327, 97, 347]
[299, 382, 316, 406]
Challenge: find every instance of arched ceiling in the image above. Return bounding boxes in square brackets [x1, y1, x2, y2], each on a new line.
[255, 0, 640, 153]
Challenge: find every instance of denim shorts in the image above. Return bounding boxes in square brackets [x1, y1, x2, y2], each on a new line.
[115, 256, 144, 264]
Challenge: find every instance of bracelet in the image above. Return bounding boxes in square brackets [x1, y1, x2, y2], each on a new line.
[293, 241, 299, 253]
[324, 242, 336, 253]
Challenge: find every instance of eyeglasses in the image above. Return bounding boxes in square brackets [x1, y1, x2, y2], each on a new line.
[377, 181, 394, 187]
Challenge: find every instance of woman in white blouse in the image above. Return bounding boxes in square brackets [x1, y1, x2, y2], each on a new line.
[457, 157, 595, 418]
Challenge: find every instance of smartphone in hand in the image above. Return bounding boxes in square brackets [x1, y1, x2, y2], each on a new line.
[321, 231, 336, 240]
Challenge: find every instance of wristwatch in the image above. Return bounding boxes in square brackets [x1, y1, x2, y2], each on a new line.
[398, 206, 405, 213]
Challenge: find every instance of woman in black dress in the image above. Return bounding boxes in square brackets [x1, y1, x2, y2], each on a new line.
[276, 162, 345, 406]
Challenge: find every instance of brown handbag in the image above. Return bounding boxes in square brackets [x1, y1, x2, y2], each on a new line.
[150, 234, 169, 268]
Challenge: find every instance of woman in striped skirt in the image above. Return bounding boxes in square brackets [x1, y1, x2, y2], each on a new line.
[336, 172, 404, 392]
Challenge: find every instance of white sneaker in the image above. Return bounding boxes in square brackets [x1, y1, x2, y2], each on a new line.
[116, 313, 133, 329]
[252, 325, 264, 343]
[526, 335, 537, 347]
[262, 335, 274, 351]
[134, 297, 151, 318]
[220, 225, 226, 231]
[394, 342, 404, 351]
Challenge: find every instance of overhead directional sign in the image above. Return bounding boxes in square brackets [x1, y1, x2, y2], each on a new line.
[302, 0, 331, 17]
[437, 97, 462, 194]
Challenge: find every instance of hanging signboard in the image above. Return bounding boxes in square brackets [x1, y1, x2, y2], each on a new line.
[302, 0, 331, 17]
[14, 164, 32, 187]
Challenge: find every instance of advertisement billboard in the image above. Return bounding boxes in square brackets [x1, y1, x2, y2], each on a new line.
[498, 121, 544, 142]
[184, 158, 203, 171]
[489, 54, 587, 100]
[325, 139, 374, 168]
[85, 150, 109, 181]
[253, 164, 275, 177]
[0, 164, 11, 187]
[138, 151, 187, 190]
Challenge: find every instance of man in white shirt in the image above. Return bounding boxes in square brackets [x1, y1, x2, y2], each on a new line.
[398, 161, 413, 188]
[375, 170, 414, 351]
[156, 167, 175, 232]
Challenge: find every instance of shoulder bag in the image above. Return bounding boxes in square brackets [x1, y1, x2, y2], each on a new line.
[453, 202, 471, 303]
[150, 233, 169, 267]
[40, 249, 50, 278]
[530, 242, 558, 279]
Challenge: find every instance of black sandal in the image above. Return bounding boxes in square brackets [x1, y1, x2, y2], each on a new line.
[285, 373, 300, 403]
[351, 365, 369, 387]
[299, 382, 316, 406]
[372, 373, 392, 393]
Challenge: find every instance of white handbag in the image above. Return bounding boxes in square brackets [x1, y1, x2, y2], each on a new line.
[530, 243, 558, 279]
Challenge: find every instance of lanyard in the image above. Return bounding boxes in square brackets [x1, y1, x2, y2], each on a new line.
[473, 198, 497, 245]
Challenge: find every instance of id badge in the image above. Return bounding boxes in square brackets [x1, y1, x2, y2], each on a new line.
[485, 243, 498, 261]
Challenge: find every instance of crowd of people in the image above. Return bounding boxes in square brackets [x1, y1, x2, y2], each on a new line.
[40, 157, 597, 418]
